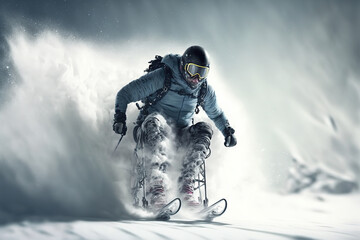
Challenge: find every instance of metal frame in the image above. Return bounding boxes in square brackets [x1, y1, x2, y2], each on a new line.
[131, 156, 210, 209]
[194, 160, 209, 207]
[131, 149, 149, 209]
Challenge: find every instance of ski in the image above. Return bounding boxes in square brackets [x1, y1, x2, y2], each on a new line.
[198, 198, 227, 221]
[153, 198, 182, 221]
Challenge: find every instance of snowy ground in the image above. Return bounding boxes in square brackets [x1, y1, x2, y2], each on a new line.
[1, 193, 359, 240]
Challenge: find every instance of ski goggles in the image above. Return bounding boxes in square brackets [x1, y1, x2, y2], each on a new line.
[185, 63, 209, 80]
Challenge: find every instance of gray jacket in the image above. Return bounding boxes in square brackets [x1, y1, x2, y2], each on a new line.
[115, 54, 229, 136]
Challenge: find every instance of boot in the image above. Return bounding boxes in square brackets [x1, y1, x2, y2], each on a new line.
[148, 178, 167, 211]
[179, 177, 201, 208]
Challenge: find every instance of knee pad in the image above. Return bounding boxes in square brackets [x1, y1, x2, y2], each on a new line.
[141, 112, 167, 133]
[134, 113, 165, 143]
[188, 122, 213, 150]
[138, 112, 171, 148]
[189, 122, 213, 140]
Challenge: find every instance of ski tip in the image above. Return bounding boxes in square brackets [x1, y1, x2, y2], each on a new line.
[199, 198, 228, 220]
[173, 198, 182, 213]
[168, 198, 182, 215]
[154, 197, 182, 221]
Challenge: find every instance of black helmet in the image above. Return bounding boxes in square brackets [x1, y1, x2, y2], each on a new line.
[182, 45, 210, 68]
[181, 46, 210, 88]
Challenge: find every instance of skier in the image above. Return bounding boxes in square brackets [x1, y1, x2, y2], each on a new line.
[113, 46, 237, 210]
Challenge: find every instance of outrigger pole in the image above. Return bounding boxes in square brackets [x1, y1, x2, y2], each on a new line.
[113, 134, 125, 153]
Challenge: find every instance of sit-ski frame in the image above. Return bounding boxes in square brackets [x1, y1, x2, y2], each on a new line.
[131, 150, 209, 209]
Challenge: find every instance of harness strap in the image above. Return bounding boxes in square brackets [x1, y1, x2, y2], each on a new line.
[195, 81, 207, 114]
[169, 89, 197, 98]
[143, 65, 172, 113]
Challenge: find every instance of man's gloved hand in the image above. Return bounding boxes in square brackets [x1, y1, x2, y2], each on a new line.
[113, 112, 127, 135]
[223, 126, 237, 147]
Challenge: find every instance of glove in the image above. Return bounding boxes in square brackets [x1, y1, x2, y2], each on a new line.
[113, 112, 127, 135]
[223, 126, 237, 147]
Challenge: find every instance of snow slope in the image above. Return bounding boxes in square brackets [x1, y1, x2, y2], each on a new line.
[0, 193, 359, 240]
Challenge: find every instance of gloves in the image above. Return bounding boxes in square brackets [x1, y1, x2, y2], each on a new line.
[113, 112, 127, 135]
[223, 126, 237, 147]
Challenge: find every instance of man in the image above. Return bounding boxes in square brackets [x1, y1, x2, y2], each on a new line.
[113, 46, 237, 209]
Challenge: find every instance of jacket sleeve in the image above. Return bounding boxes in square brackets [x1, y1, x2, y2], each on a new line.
[202, 84, 230, 136]
[115, 68, 165, 113]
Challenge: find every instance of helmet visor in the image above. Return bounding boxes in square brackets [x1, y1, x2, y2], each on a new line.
[185, 63, 209, 80]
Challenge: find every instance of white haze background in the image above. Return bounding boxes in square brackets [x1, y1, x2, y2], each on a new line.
[0, 1, 359, 239]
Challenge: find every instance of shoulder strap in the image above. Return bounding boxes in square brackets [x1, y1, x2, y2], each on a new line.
[195, 81, 208, 114]
[142, 65, 172, 112]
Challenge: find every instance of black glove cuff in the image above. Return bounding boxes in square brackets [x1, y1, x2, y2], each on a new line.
[114, 112, 126, 123]
[223, 126, 235, 137]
